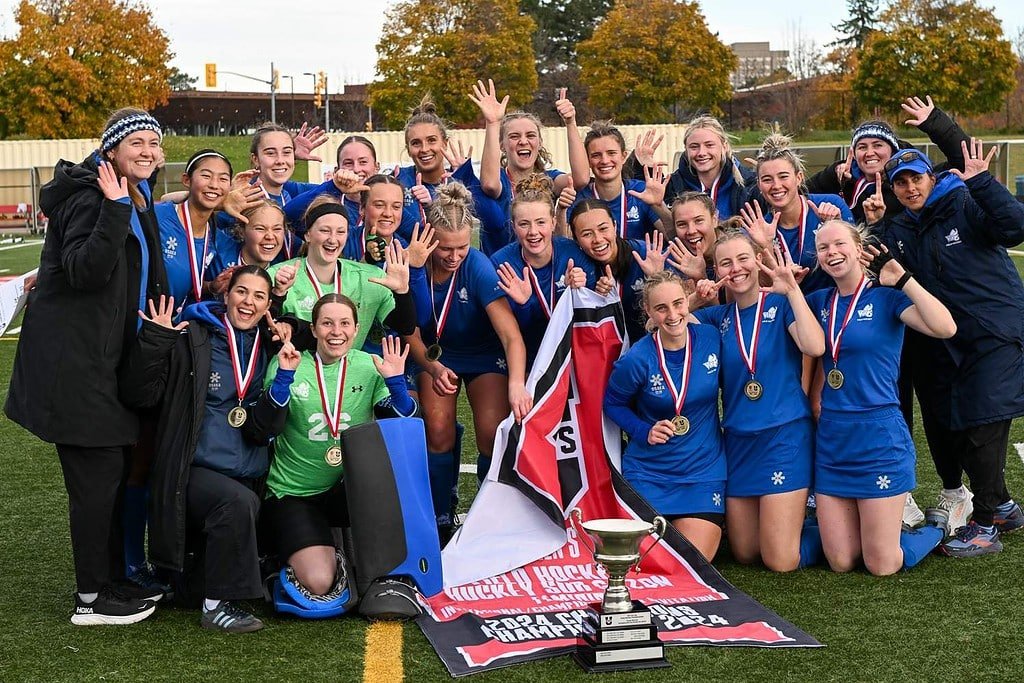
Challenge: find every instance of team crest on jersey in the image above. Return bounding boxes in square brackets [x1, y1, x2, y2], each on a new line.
[649, 373, 665, 394]
[631, 278, 644, 293]
[856, 303, 873, 320]
[164, 236, 178, 259]
[820, 307, 829, 323]
[299, 295, 315, 311]
[555, 274, 567, 291]
[703, 353, 718, 372]
[626, 205, 640, 221]
[458, 287, 469, 303]
[208, 371, 221, 392]
[945, 228, 961, 246]
[763, 306, 778, 323]
[719, 317, 732, 334]
[293, 381, 311, 399]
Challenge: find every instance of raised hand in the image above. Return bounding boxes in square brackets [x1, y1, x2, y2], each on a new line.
[496, 263, 532, 305]
[264, 311, 292, 344]
[738, 201, 780, 250]
[564, 257, 586, 289]
[556, 185, 576, 211]
[222, 183, 265, 224]
[272, 263, 297, 297]
[442, 138, 473, 172]
[758, 244, 799, 295]
[277, 341, 302, 371]
[633, 129, 665, 168]
[97, 161, 129, 201]
[951, 137, 997, 182]
[368, 241, 411, 294]
[406, 222, 438, 269]
[410, 172, 432, 207]
[372, 335, 410, 379]
[808, 199, 842, 222]
[293, 123, 328, 162]
[554, 87, 576, 125]
[230, 169, 260, 191]
[595, 264, 615, 297]
[861, 172, 887, 224]
[690, 276, 728, 310]
[633, 231, 668, 276]
[861, 242, 906, 287]
[332, 168, 370, 194]
[627, 164, 668, 207]
[667, 237, 708, 280]
[836, 146, 854, 184]
[468, 78, 509, 125]
[139, 295, 187, 331]
[901, 95, 935, 127]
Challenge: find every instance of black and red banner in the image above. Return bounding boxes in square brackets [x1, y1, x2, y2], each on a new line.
[417, 289, 822, 676]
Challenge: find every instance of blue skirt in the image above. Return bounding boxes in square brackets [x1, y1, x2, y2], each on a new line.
[626, 476, 726, 516]
[814, 407, 915, 499]
[724, 417, 814, 497]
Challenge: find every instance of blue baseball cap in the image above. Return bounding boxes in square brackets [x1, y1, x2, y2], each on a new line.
[885, 149, 932, 184]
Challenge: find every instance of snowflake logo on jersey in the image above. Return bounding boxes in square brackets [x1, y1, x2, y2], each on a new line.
[703, 353, 718, 372]
[496, 358, 507, 370]
[857, 303, 873, 321]
[820, 307, 829, 324]
[299, 295, 315, 312]
[208, 371, 221, 392]
[712, 493, 722, 507]
[649, 373, 665, 395]
[164, 236, 178, 259]
[876, 475, 891, 490]
[945, 228, 961, 246]
[293, 381, 311, 399]
[719, 317, 731, 334]
[763, 306, 778, 323]
[458, 287, 469, 303]
[771, 471, 786, 486]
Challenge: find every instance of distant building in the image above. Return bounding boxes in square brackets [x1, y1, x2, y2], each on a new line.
[730, 42, 789, 89]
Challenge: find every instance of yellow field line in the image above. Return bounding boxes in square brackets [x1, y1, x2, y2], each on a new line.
[363, 621, 404, 683]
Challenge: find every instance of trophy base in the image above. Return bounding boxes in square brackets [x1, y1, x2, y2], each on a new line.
[573, 601, 670, 673]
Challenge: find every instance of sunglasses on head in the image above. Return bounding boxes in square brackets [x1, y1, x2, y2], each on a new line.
[883, 150, 928, 174]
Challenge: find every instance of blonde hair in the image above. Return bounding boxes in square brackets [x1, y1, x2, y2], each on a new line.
[426, 182, 474, 233]
[510, 173, 555, 220]
[500, 112, 553, 172]
[683, 115, 744, 188]
[816, 218, 866, 249]
[404, 94, 449, 143]
[755, 129, 806, 179]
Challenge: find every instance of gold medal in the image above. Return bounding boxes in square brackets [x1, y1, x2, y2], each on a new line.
[671, 415, 690, 436]
[325, 444, 343, 466]
[426, 343, 443, 362]
[744, 379, 763, 401]
[827, 368, 845, 390]
[227, 405, 248, 428]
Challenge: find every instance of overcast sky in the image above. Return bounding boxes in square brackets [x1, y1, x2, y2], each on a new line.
[1, 1, 1021, 94]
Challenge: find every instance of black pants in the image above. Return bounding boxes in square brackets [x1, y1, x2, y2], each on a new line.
[186, 466, 262, 601]
[56, 444, 131, 593]
[919, 411, 1012, 527]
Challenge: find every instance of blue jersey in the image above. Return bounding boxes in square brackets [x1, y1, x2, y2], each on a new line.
[807, 284, 913, 413]
[595, 239, 651, 345]
[206, 226, 300, 276]
[574, 178, 660, 241]
[154, 202, 217, 310]
[395, 161, 480, 243]
[604, 325, 726, 485]
[764, 194, 854, 293]
[490, 236, 595, 367]
[473, 168, 565, 256]
[693, 293, 811, 433]
[420, 248, 506, 374]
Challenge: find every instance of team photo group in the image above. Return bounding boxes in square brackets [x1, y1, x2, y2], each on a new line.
[7, 78, 1023, 633]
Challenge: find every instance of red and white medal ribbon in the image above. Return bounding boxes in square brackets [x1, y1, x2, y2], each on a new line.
[850, 177, 872, 208]
[734, 291, 766, 377]
[591, 181, 628, 239]
[827, 275, 869, 367]
[429, 266, 459, 343]
[314, 353, 347, 439]
[222, 314, 262, 404]
[775, 198, 809, 267]
[654, 327, 693, 417]
[524, 247, 557, 318]
[303, 257, 341, 299]
[178, 201, 209, 302]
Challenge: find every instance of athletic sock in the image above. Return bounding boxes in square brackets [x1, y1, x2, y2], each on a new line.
[476, 452, 492, 483]
[451, 423, 465, 512]
[900, 525, 944, 569]
[122, 484, 148, 574]
[427, 450, 455, 528]
[203, 599, 222, 613]
[78, 592, 98, 604]
[798, 518, 823, 568]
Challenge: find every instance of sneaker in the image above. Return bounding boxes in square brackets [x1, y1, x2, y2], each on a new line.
[903, 493, 926, 528]
[939, 521, 1003, 558]
[924, 507, 951, 537]
[936, 486, 974, 534]
[126, 564, 172, 602]
[994, 502, 1024, 535]
[71, 587, 156, 626]
[201, 602, 264, 633]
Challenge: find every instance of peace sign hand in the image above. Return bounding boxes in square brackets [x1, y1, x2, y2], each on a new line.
[468, 79, 509, 125]
[951, 137, 997, 182]
[633, 129, 665, 168]
[862, 172, 887, 224]
[901, 95, 935, 127]
[97, 161, 129, 201]
[139, 295, 188, 331]
[739, 201, 779, 250]
[496, 263, 532, 305]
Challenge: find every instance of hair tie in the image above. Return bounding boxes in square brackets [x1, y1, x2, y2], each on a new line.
[185, 151, 231, 175]
[304, 204, 348, 231]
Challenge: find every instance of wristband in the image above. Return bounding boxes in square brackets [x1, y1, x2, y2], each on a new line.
[893, 272, 913, 290]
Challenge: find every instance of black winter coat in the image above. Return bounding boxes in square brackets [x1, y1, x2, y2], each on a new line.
[118, 320, 286, 571]
[5, 153, 167, 446]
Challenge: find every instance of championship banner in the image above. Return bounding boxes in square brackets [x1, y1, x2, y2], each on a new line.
[416, 289, 822, 677]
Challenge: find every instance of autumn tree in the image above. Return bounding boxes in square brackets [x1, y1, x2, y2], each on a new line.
[576, 0, 735, 123]
[0, 0, 173, 139]
[854, 0, 1016, 117]
[368, 0, 538, 130]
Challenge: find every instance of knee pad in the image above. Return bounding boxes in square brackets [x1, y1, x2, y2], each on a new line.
[271, 549, 355, 619]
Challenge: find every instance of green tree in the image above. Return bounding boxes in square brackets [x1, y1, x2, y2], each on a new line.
[168, 67, 197, 92]
[832, 0, 879, 49]
[0, 0, 173, 139]
[368, 0, 538, 130]
[577, 0, 735, 123]
[854, 0, 1016, 117]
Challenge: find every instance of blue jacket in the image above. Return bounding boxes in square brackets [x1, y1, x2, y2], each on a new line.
[881, 171, 1024, 427]
[626, 151, 755, 219]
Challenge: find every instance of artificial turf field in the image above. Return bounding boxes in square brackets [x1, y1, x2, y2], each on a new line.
[1, 241, 1022, 682]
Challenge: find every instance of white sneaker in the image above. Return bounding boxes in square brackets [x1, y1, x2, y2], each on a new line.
[937, 485, 974, 534]
[903, 492, 925, 528]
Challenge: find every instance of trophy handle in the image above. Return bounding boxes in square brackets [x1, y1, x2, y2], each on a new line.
[633, 516, 667, 572]
[569, 508, 596, 555]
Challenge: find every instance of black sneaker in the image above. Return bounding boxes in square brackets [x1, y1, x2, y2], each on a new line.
[113, 578, 165, 603]
[71, 587, 157, 626]
[201, 602, 264, 633]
